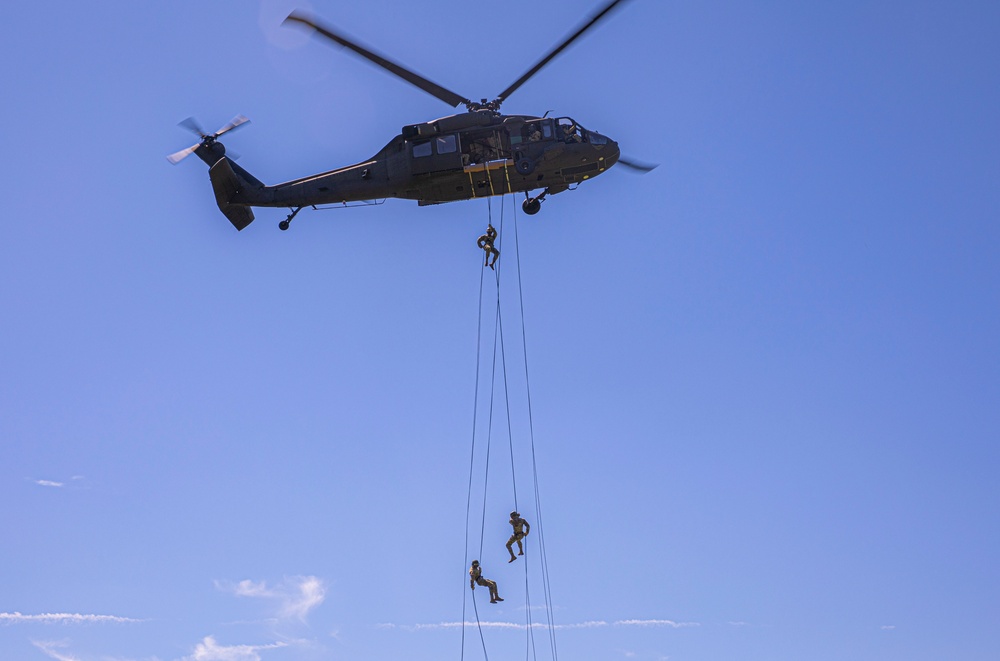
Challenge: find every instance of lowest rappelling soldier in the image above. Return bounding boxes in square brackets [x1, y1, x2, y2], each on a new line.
[469, 560, 504, 603]
[506, 511, 531, 562]
[477, 224, 500, 270]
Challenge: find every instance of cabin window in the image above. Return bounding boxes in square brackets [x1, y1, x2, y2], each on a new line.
[541, 121, 553, 139]
[524, 122, 543, 143]
[435, 134, 457, 154]
[412, 141, 432, 158]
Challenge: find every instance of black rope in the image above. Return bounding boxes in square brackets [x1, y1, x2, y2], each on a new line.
[497, 288, 519, 514]
[472, 585, 490, 661]
[462, 252, 487, 661]
[479, 291, 499, 560]
[512, 206, 559, 661]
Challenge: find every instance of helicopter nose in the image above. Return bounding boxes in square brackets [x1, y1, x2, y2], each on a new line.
[608, 138, 621, 166]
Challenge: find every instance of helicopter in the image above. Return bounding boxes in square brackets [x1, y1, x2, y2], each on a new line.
[168, 0, 655, 231]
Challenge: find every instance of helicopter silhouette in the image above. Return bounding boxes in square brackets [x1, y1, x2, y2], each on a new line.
[168, 0, 655, 231]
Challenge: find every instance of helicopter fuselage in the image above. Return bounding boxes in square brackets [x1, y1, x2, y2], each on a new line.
[200, 111, 619, 213]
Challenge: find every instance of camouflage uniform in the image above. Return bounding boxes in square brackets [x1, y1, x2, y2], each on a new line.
[477, 225, 500, 269]
[506, 511, 531, 562]
[469, 561, 503, 603]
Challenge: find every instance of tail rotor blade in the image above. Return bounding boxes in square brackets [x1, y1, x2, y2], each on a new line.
[166, 143, 199, 164]
[215, 114, 250, 137]
[179, 117, 207, 138]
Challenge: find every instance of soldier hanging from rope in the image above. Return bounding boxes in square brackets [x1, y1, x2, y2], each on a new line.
[477, 224, 500, 270]
[469, 560, 504, 603]
[506, 511, 531, 562]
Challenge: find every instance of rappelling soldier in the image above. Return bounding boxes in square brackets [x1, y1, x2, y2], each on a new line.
[477, 224, 500, 270]
[506, 511, 531, 562]
[469, 560, 503, 603]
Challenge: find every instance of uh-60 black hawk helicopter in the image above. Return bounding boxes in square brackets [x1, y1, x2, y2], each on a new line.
[168, 0, 654, 231]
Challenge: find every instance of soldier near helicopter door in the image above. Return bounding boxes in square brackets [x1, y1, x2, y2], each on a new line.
[507, 511, 530, 562]
[469, 560, 503, 603]
[478, 225, 499, 269]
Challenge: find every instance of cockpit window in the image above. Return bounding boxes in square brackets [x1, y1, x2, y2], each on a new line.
[587, 131, 608, 145]
[435, 134, 457, 154]
[556, 117, 583, 143]
[412, 141, 432, 158]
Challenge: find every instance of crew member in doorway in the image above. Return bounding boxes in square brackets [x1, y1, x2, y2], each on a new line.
[506, 511, 531, 562]
[477, 224, 500, 270]
[469, 560, 504, 603]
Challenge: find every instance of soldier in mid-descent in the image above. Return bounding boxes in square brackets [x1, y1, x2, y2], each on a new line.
[506, 511, 531, 562]
[469, 560, 503, 603]
[477, 224, 500, 269]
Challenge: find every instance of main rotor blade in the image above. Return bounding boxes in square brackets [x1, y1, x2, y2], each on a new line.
[284, 11, 471, 109]
[494, 0, 631, 105]
[617, 156, 658, 173]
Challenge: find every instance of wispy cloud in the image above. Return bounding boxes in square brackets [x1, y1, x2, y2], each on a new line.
[379, 618, 698, 631]
[1, 612, 143, 625]
[881, 625, 896, 630]
[32, 640, 81, 661]
[216, 576, 326, 621]
[614, 619, 698, 628]
[35, 479, 65, 488]
[183, 635, 287, 661]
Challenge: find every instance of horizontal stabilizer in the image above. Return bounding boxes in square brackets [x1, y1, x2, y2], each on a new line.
[209, 158, 255, 231]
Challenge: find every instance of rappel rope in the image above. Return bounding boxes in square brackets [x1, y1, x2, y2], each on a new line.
[462, 193, 558, 661]
[512, 204, 559, 661]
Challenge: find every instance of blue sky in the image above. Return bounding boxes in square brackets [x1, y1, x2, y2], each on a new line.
[2, 1, 999, 660]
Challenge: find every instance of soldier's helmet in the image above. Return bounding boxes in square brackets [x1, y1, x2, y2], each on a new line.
[472, 560, 480, 566]
[511, 511, 519, 518]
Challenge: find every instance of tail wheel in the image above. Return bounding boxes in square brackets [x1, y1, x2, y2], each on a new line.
[522, 197, 541, 215]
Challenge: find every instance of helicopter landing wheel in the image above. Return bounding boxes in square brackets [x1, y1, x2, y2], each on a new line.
[522, 197, 541, 215]
[279, 206, 303, 231]
[515, 157, 535, 176]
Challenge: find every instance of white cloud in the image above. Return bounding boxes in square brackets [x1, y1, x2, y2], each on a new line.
[183, 635, 287, 661]
[32, 640, 81, 661]
[35, 479, 64, 488]
[881, 625, 896, 630]
[216, 576, 326, 621]
[614, 619, 699, 629]
[1, 612, 143, 625]
[381, 618, 698, 631]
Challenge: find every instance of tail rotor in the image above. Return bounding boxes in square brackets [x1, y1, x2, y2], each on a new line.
[167, 114, 249, 164]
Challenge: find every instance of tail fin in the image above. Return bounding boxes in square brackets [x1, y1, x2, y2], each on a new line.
[209, 158, 255, 231]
